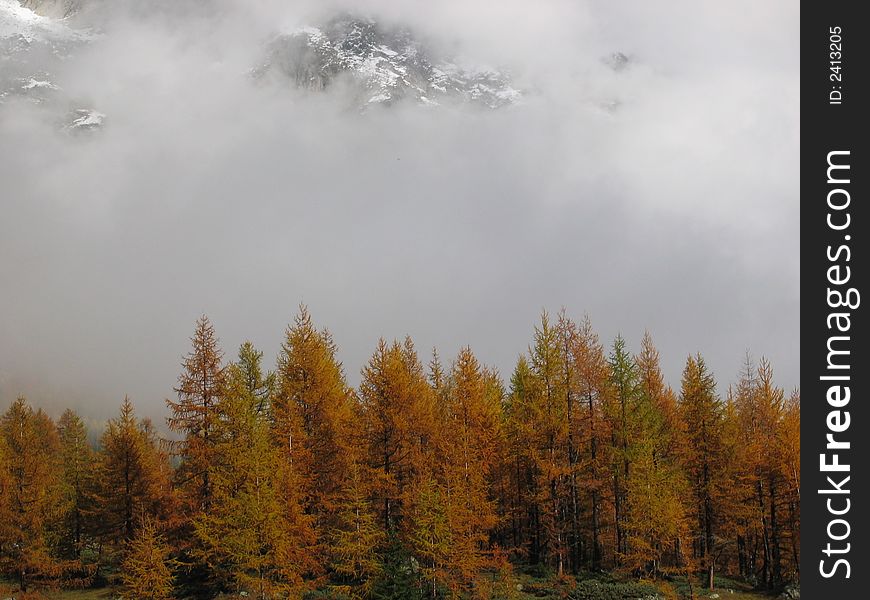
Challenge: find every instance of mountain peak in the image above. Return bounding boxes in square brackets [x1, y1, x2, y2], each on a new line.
[254, 14, 521, 109]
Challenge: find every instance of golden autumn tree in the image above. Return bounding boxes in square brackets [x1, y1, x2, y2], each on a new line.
[193, 342, 311, 598]
[679, 354, 726, 590]
[428, 349, 447, 398]
[439, 347, 502, 592]
[96, 397, 173, 551]
[501, 312, 613, 573]
[329, 463, 386, 599]
[728, 355, 761, 582]
[554, 310, 584, 575]
[779, 390, 800, 581]
[528, 312, 570, 576]
[56, 409, 97, 560]
[0, 308, 801, 597]
[730, 356, 794, 589]
[166, 315, 225, 516]
[501, 355, 543, 564]
[273, 305, 357, 545]
[636, 333, 687, 467]
[606, 335, 640, 565]
[753, 358, 787, 588]
[570, 316, 612, 570]
[407, 476, 452, 598]
[120, 516, 177, 600]
[0, 398, 65, 592]
[716, 390, 755, 584]
[360, 337, 437, 534]
[621, 333, 690, 576]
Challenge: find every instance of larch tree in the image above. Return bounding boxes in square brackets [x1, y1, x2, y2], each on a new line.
[329, 463, 386, 599]
[57, 409, 97, 560]
[679, 354, 725, 590]
[716, 390, 755, 583]
[440, 347, 502, 591]
[97, 398, 173, 550]
[428, 348, 447, 397]
[359, 337, 436, 534]
[570, 316, 611, 570]
[622, 333, 690, 577]
[503, 355, 544, 564]
[0, 398, 65, 592]
[606, 335, 640, 564]
[556, 310, 583, 575]
[636, 333, 687, 467]
[779, 390, 800, 581]
[193, 342, 311, 598]
[166, 315, 225, 516]
[0, 308, 801, 597]
[528, 311, 569, 575]
[273, 305, 357, 550]
[407, 476, 452, 598]
[732, 357, 790, 589]
[120, 516, 177, 600]
[729, 355, 763, 582]
[754, 359, 786, 589]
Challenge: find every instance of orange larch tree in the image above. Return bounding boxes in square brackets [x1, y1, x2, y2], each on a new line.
[570, 316, 612, 571]
[96, 397, 174, 549]
[441, 347, 502, 592]
[528, 311, 569, 575]
[679, 354, 727, 590]
[194, 342, 311, 598]
[502, 355, 543, 563]
[166, 315, 225, 516]
[359, 337, 436, 535]
[0, 398, 65, 592]
[273, 305, 357, 546]
[120, 516, 177, 600]
[329, 462, 386, 599]
[622, 333, 690, 577]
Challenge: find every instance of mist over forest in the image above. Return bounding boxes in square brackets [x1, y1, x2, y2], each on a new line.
[0, 309, 800, 599]
[1, 0, 799, 427]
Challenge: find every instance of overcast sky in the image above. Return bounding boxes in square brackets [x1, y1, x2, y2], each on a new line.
[0, 0, 799, 423]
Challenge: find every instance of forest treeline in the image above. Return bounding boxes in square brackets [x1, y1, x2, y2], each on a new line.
[0, 307, 800, 599]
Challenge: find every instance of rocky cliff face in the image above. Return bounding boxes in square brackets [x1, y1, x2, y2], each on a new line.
[2, 2, 537, 133]
[0, 0, 93, 123]
[19, 0, 81, 18]
[254, 15, 521, 109]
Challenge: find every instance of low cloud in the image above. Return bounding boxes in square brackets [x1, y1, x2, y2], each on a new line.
[0, 0, 799, 421]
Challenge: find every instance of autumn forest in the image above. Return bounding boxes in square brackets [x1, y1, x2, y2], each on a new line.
[0, 307, 800, 600]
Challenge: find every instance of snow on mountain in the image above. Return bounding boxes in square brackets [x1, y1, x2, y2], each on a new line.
[67, 107, 103, 129]
[19, 0, 82, 19]
[1, 0, 101, 128]
[0, 0, 85, 47]
[254, 15, 522, 109]
[2, 4, 636, 136]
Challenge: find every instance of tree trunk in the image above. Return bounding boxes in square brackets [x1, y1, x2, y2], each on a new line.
[770, 479, 782, 588]
[589, 393, 602, 570]
[757, 479, 771, 587]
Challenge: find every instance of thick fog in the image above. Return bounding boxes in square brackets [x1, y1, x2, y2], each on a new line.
[0, 0, 799, 423]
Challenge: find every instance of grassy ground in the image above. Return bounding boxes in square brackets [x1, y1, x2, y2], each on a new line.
[666, 575, 777, 600]
[509, 572, 775, 600]
[0, 583, 113, 599]
[2, 575, 780, 600]
[43, 590, 115, 599]
[0, 587, 115, 600]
